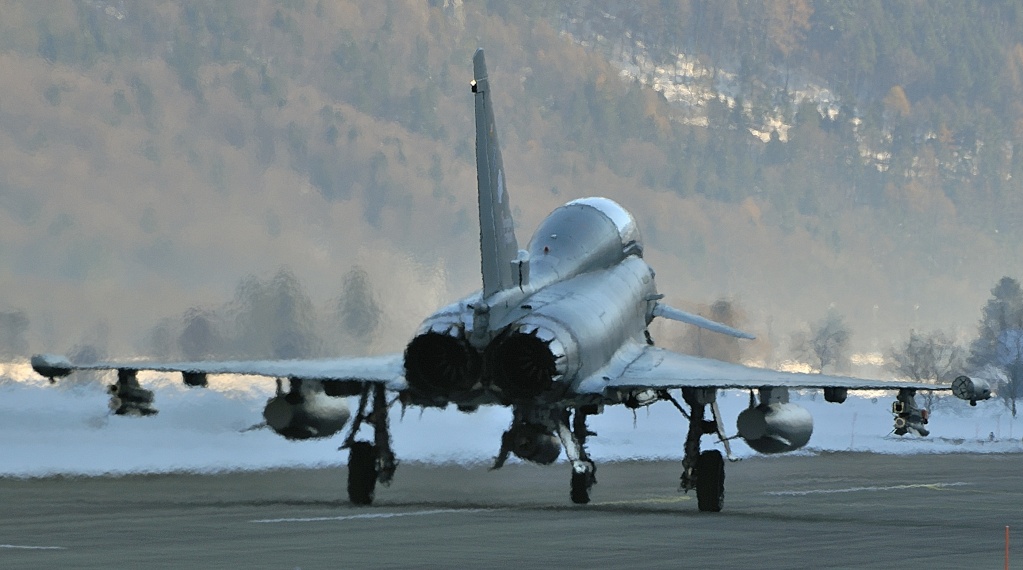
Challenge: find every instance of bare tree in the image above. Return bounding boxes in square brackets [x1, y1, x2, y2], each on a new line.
[791, 309, 851, 373]
[887, 329, 966, 409]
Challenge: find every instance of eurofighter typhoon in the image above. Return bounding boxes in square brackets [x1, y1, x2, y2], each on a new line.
[31, 50, 991, 511]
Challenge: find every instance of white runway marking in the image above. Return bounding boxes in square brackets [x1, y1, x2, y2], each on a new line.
[593, 496, 690, 506]
[766, 482, 969, 496]
[0, 544, 66, 550]
[251, 508, 497, 524]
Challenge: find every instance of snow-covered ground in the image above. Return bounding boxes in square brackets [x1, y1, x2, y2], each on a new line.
[1, 378, 1019, 477]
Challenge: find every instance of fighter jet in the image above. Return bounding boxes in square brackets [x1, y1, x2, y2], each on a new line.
[30, 49, 991, 511]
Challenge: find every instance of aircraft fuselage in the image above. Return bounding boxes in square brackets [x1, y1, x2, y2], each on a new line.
[403, 197, 656, 408]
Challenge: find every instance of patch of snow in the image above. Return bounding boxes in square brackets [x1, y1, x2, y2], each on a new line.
[0, 379, 1018, 477]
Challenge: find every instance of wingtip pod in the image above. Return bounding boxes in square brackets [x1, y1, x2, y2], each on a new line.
[30, 353, 73, 381]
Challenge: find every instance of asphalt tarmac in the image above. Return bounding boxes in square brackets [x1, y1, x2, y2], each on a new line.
[1, 453, 1020, 569]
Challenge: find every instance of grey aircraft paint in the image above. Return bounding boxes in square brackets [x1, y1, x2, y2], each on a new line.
[29, 49, 990, 510]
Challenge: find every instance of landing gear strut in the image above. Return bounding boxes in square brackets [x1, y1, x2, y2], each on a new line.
[559, 406, 597, 504]
[893, 388, 929, 437]
[342, 383, 396, 505]
[109, 369, 158, 416]
[678, 388, 726, 512]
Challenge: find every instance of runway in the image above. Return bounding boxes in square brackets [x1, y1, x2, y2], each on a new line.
[2, 453, 1020, 569]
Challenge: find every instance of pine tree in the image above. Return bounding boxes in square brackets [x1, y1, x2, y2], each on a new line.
[969, 276, 1023, 416]
[969, 277, 1023, 368]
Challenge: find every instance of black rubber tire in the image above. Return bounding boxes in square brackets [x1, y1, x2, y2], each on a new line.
[695, 449, 725, 512]
[347, 442, 377, 506]
[570, 471, 591, 504]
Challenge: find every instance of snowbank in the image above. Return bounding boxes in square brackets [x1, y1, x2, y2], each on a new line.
[1, 379, 1019, 477]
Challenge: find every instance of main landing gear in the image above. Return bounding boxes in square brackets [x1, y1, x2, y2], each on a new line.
[341, 383, 396, 505]
[673, 387, 731, 512]
[109, 369, 158, 416]
[892, 388, 929, 436]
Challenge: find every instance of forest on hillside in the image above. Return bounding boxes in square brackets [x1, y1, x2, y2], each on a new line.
[0, 0, 1022, 372]
[557, 0, 1023, 234]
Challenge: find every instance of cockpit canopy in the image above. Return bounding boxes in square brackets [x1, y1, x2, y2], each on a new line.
[569, 197, 642, 254]
[527, 197, 643, 279]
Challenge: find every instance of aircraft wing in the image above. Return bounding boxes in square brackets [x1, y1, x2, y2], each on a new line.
[31, 353, 407, 391]
[577, 344, 944, 394]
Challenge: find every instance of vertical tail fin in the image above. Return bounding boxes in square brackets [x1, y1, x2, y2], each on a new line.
[472, 49, 520, 299]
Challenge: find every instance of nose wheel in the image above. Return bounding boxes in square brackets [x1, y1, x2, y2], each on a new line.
[570, 467, 596, 504]
[558, 406, 597, 504]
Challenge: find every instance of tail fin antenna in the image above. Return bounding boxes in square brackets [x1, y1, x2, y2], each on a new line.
[472, 49, 519, 299]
